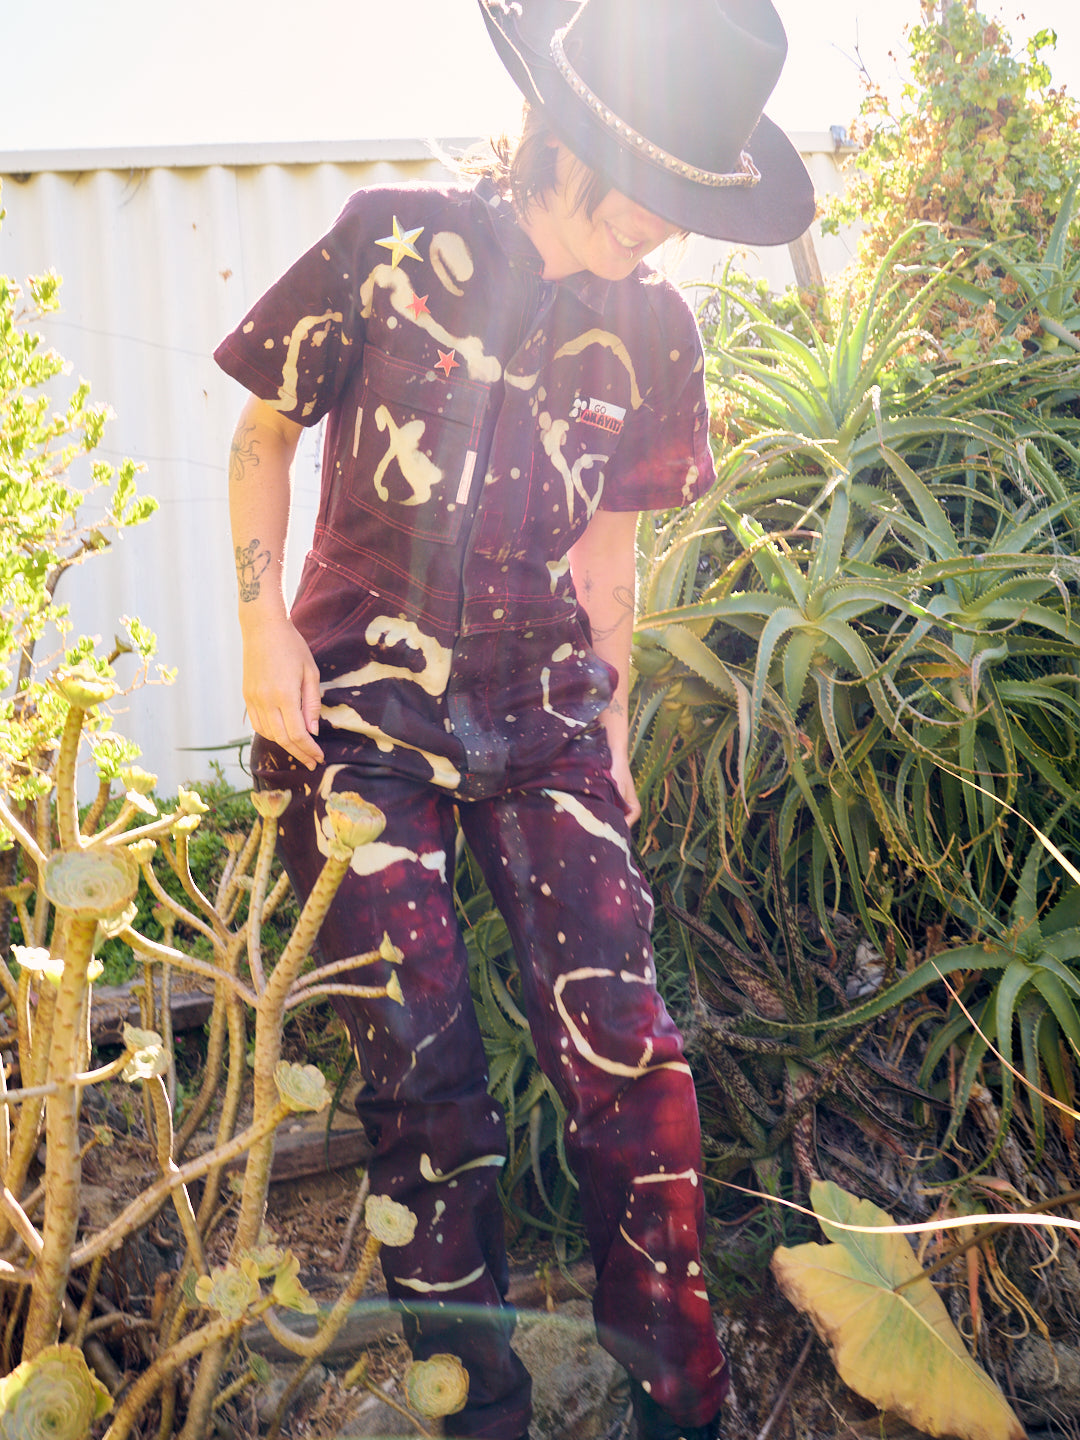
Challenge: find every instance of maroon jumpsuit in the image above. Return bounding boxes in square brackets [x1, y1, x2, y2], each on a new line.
[216, 179, 728, 1436]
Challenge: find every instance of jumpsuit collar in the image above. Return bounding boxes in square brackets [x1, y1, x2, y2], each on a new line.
[472, 176, 614, 318]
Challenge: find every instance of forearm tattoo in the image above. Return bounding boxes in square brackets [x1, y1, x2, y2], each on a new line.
[229, 423, 260, 484]
[589, 583, 636, 642]
[235, 539, 271, 603]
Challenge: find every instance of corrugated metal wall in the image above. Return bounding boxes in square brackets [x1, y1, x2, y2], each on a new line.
[0, 138, 850, 796]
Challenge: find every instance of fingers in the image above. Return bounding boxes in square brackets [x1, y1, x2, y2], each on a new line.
[246, 686, 324, 771]
[241, 623, 325, 770]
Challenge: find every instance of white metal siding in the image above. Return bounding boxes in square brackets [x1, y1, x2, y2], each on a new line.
[0, 139, 849, 795]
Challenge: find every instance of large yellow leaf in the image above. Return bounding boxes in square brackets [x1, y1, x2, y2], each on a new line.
[772, 1180, 1025, 1440]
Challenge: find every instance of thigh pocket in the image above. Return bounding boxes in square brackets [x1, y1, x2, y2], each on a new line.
[346, 346, 490, 545]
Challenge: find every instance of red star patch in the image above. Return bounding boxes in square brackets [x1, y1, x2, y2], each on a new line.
[407, 293, 430, 319]
[435, 349, 459, 378]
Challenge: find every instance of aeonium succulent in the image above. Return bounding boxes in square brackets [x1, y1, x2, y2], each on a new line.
[270, 1252, 319, 1314]
[325, 791, 386, 851]
[43, 847, 139, 920]
[364, 1194, 418, 1248]
[0, 1343, 112, 1439]
[53, 661, 117, 711]
[10, 947, 103, 986]
[251, 789, 291, 821]
[119, 764, 157, 795]
[194, 1260, 262, 1321]
[379, 932, 404, 965]
[273, 1062, 330, 1113]
[121, 1025, 169, 1083]
[176, 786, 210, 817]
[244, 1232, 288, 1277]
[96, 900, 138, 940]
[404, 1354, 469, 1418]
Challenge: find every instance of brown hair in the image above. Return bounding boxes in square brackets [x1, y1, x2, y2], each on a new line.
[460, 103, 611, 220]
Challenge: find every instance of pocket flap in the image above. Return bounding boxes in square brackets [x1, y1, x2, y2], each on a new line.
[363, 345, 488, 427]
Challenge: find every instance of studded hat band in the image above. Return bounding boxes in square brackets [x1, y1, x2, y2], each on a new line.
[549, 28, 761, 190]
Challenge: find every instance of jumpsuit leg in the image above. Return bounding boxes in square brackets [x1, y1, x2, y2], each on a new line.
[459, 748, 729, 1428]
[252, 742, 532, 1440]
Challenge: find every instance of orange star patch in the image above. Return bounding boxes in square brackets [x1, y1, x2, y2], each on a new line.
[408, 293, 431, 319]
[435, 350, 459, 378]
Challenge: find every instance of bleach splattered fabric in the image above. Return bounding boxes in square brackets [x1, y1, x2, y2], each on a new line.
[215, 180, 712, 796]
[215, 178, 728, 1438]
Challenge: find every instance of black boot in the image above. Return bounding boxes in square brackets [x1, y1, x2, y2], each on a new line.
[630, 1381, 723, 1440]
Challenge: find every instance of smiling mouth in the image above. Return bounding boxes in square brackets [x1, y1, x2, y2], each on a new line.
[607, 224, 645, 257]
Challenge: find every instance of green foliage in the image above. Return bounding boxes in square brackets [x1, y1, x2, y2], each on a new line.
[821, 2, 1080, 363]
[826, 3, 1079, 250]
[82, 766, 301, 987]
[630, 231, 1080, 1189]
[0, 198, 162, 806]
[773, 1181, 1025, 1440]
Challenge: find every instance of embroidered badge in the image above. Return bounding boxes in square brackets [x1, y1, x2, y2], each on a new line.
[376, 217, 425, 268]
[570, 393, 626, 437]
[435, 350, 460, 378]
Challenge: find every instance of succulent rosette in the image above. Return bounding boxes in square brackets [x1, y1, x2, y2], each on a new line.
[251, 789, 291, 820]
[364, 1194, 418, 1247]
[121, 1025, 169, 1083]
[123, 790, 158, 818]
[0, 1343, 112, 1438]
[43, 848, 139, 920]
[97, 900, 139, 940]
[385, 972, 405, 1006]
[120, 765, 158, 795]
[404, 1354, 469, 1418]
[244, 1235, 288, 1277]
[9, 945, 51, 973]
[270, 1252, 319, 1314]
[379, 932, 404, 965]
[12, 948, 103, 986]
[54, 662, 117, 710]
[176, 786, 210, 817]
[325, 792, 386, 850]
[194, 1260, 262, 1321]
[273, 1062, 330, 1113]
[127, 838, 158, 866]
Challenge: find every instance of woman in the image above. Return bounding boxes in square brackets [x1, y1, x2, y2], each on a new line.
[215, 3, 814, 1436]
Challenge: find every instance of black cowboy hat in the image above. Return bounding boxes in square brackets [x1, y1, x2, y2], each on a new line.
[478, 0, 815, 244]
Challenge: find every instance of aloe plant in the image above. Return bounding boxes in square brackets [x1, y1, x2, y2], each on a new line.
[629, 231, 1080, 1198]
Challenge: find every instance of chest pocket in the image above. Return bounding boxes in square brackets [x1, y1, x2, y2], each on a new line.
[345, 346, 491, 545]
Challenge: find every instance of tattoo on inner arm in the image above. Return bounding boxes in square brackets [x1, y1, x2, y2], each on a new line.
[229, 424, 261, 484]
[235, 539, 271, 603]
[589, 583, 636, 642]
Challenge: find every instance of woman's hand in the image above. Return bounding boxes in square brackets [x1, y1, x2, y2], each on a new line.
[241, 614, 324, 770]
[568, 508, 642, 827]
[228, 396, 324, 768]
[605, 738, 641, 826]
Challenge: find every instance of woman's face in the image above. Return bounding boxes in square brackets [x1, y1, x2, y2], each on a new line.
[524, 144, 680, 282]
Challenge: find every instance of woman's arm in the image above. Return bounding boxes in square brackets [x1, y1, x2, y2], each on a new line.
[568, 507, 641, 824]
[228, 394, 324, 770]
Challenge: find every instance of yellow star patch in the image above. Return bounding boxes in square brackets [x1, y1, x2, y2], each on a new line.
[375, 217, 424, 268]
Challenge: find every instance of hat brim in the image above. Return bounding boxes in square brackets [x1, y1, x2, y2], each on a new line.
[478, 0, 816, 245]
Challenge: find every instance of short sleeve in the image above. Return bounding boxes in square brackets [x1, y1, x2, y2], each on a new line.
[599, 279, 715, 512]
[213, 191, 375, 427]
